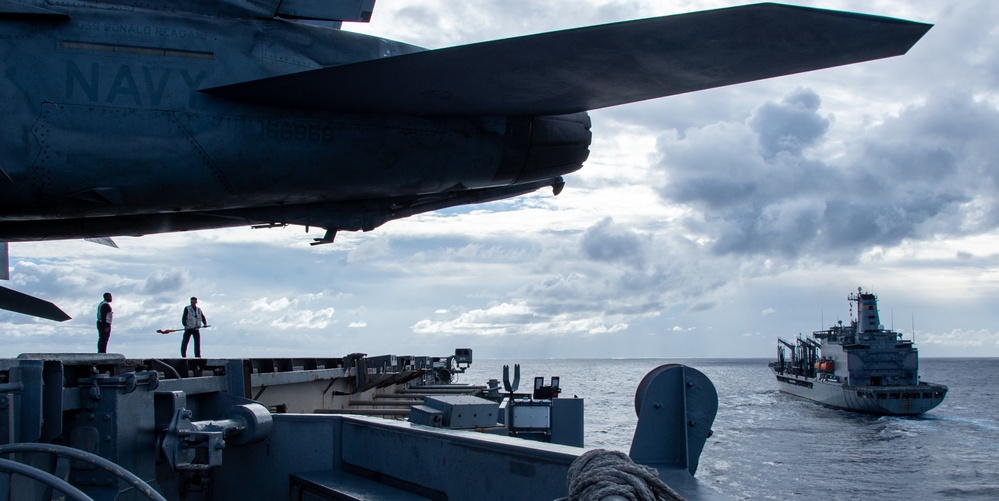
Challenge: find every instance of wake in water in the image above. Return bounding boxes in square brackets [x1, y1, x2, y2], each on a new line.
[464, 358, 999, 500]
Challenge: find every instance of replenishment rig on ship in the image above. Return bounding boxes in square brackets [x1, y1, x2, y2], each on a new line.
[770, 288, 947, 415]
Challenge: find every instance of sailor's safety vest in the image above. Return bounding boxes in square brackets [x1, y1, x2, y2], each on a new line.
[97, 300, 112, 324]
[184, 306, 203, 329]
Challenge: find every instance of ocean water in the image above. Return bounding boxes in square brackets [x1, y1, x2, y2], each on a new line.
[460, 358, 999, 500]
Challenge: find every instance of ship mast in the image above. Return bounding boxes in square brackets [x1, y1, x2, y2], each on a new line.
[849, 287, 881, 333]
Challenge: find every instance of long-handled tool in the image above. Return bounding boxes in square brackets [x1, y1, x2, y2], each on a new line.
[156, 325, 210, 334]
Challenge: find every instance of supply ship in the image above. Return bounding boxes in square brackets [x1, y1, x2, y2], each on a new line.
[769, 288, 947, 415]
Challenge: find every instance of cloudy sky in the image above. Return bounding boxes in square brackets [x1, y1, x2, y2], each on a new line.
[4, 0, 999, 360]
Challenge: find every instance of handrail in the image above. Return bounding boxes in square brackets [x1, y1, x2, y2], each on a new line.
[0, 457, 92, 501]
[0, 443, 167, 501]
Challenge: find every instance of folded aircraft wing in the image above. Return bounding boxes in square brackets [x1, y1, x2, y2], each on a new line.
[0, 286, 71, 321]
[203, 3, 932, 116]
[1, 241, 71, 321]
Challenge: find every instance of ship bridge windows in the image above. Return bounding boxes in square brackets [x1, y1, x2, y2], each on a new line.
[876, 393, 887, 400]
[889, 393, 900, 399]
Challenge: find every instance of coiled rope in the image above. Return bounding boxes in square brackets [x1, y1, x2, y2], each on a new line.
[565, 449, 685, 501]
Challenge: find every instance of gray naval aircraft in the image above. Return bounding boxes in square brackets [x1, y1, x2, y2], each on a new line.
[0, 0, 930, 320]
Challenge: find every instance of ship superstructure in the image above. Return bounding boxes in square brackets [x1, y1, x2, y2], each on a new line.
[769, 288, 947, 415]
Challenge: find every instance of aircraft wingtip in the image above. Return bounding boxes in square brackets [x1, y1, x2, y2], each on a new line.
[0, 286, 72, 322]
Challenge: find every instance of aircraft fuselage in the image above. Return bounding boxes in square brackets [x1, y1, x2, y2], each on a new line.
[0, 6, 589, 240]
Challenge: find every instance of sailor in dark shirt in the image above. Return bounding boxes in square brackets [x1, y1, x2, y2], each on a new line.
[96, 292, 113, 353]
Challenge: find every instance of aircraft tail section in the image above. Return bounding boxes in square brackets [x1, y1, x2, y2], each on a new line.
[276, 0, 374, 23]
[202, 3, 932, 116]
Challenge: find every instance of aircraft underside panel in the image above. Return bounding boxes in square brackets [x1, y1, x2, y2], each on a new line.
[30, 103, 236, 215]
[0, 177, 565, 242]
[18, 107, 547, 217]
[6, 99, 590, 224]
[175, 112, 512, 202]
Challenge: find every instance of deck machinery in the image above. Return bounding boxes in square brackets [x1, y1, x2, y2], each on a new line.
[0, 351, 723, 500]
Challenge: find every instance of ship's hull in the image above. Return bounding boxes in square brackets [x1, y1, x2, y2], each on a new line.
[774, 373, 947, 415]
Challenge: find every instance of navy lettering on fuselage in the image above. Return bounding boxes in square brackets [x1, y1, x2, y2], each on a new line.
[66, 61, 207, 107]
[107, 65, 140, 104]
[75, 22, 205, 40]
[105, 24, 153, 35]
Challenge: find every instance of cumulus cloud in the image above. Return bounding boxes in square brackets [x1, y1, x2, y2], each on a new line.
[245, 293, 339, 331]
[346, 236, 392, 263]
[271, 308, 336, 330]
[750, 87, 831, 159]
[138, 269, 188, 295]
[653, 88, 999, 263]
[251, 297, 292, 312]
[580, 217, 648, 266]
[405, 219, 730, 341]
[357, 0, 678, 49]
[920, 328, 999, 348]
[411, 299, 629, 337]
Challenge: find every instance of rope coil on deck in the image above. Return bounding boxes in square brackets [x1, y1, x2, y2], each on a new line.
[565, 449, 685, 501]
